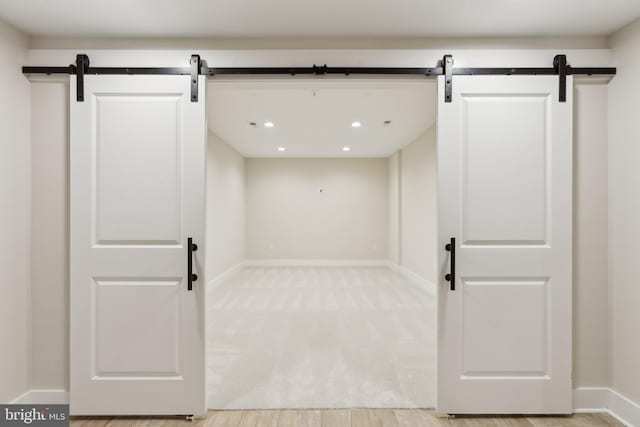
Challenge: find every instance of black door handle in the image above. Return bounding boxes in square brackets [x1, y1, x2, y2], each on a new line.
[187, 237, 198, 291]
[445, 237, 455, 291]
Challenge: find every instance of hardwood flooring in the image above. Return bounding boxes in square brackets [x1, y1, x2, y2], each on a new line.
[70, 409, 623, 427]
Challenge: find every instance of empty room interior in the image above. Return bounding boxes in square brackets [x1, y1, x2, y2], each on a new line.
[2, 1, 640, 426]
[205, 80, 437, 409]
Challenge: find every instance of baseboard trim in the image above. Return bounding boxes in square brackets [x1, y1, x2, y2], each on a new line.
[387, 261, 437, 295]
[245, 259, 390, 267]
[574, 386, 609, 411]
[207, 261, 247, 291]
[8, 390, 31, 404]
[608, 388, 640, 427]
[10, 387, 636, 420]
[10, 389, 68, 404]
[574, 387, 640, 426]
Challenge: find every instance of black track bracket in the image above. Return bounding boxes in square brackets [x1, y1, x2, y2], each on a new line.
[443, 55, 453, 103]
[312, 64, 328, 75]
[190, 54, 201, 102]
[75, 54, 89, 102]
[554, 54, 568, 102]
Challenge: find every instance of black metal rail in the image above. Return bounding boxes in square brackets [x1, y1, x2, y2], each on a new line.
[22, 53, 616, 103]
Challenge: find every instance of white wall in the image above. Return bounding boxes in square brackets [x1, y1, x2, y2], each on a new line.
[573, 82, 609, 388]
[206, 131, 246, 279]
[608, 18, 640, 405]
[398, 127, 437, 283]
[29, 36, 609, 50]
[246, 158, 388, 260]
[388, 152, 400, 264]
[30, 81, 69, 390]
[0, 18, 30, 403]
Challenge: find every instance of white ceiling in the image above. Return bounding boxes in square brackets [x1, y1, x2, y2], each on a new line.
[0, 0, 638, 38]
[207, 80, 436, 158]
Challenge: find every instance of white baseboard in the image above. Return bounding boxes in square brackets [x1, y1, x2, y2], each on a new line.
[207, 261, 247, 291]
[387, 260, 400, 272]
[245, 259, 390, 267]
[608, 388, 640, 427]
[9, 387, 636, 423]
[574, 387, 640, 426]
[387, 261, 437, 295]
[10, 389, 68, 404]
[574, 386, 609, 411]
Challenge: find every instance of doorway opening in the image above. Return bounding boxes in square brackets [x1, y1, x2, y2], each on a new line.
[205, 79, 438, 409]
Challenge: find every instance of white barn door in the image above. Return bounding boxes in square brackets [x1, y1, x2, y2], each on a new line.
[70, 75, 207, 415]
[437, 76, 573, 414]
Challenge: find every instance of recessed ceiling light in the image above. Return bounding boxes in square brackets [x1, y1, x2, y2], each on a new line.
[384, 120, 392, 126]
[351, 121, 361, 128]
[264, 122, 274, 128]
[277, 147, 285, 152]
[249, 122, 257, 126]
[342, 147, 351, 152]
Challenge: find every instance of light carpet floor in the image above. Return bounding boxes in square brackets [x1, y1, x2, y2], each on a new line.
[206, 266, 436, 409]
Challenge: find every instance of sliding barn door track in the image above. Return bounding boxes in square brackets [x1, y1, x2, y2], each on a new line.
[22, 53, 616, 103]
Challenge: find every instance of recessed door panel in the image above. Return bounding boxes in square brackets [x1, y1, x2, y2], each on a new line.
[462, 95, 549, 245]
[94, 278, 181, 377]
[95, 95, 182, 245]
[462, 278, 548, 376]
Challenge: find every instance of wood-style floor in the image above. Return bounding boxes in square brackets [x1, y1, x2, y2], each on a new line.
[71, 409, 623, 426]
